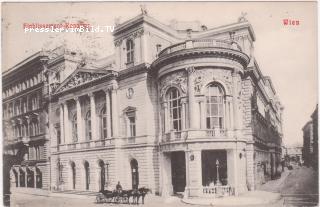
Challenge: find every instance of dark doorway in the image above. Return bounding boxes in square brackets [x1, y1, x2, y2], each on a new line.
[36, 168, 42, 188]
[130, 159, 139, 189]
[99, 161, 105, 191]
[12, 170, 18, 187]
[19, 169, 25, 187]
[171, 151, 186, 193]
[71, 162, 76, 190]
[26, 168, 34, 188]
[202, 150, 227, 186]
[84, 161, 90, 190]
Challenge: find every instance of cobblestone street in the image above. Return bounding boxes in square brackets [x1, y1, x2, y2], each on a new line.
[10, 165, 318, 207]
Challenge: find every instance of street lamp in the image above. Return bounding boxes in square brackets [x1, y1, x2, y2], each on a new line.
[216, 159, 222, 186]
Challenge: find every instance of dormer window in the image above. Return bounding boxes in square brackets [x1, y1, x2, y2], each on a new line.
[126, 39, 134, 65]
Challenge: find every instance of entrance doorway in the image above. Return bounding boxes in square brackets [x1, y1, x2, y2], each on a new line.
[130, 159, 139, 189]
[171, 151, 186, 193]
[202, 150, 227, 186]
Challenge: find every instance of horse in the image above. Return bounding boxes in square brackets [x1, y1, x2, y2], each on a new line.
[130, 188, 140, 204]
[136, 187, 152, 204]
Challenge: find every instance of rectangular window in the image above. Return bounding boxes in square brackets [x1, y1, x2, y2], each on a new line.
[57, 129, 61, 145]
[129, 116, 136, 137]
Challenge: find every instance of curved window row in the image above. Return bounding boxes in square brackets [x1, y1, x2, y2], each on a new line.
[163, 83, 225, 132]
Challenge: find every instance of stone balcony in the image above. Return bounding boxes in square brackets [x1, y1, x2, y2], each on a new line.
[162, 128, 233, 143]
[152, 39, 250, 72]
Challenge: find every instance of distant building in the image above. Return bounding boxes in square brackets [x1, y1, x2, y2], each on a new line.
[286, 147, 303, 163]
[3, 12, 284, 199]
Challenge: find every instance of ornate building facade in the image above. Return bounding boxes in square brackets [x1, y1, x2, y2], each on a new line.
[4, 12, 283, 198]
[3, 52, 50, 193]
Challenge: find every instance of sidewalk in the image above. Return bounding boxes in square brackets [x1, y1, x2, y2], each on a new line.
[182, 191, 282, 206]
[259, 168, 291, 192]
[182, 170, 291, 206]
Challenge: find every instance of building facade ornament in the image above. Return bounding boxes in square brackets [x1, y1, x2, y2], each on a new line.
[56, 72, 107, 93]
[114, 28, 145, 47]
[159, 71, 187, 99]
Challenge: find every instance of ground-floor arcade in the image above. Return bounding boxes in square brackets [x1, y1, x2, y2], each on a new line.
[50, 145, 159, 193]
[10, 163, 47, 190]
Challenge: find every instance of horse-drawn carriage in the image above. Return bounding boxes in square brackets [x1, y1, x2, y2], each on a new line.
[96, 187, 151, 204]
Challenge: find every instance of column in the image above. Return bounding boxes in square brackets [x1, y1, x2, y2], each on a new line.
[59, 103, 65, 144]
[17, 169, 20, 187]
[63, 101, 70, 143]
[184, 151, 190, 198]
[111, 87, 119, 137]
[105, 90, 112, 138]
[75, 97, 83, 142]
[187, 150, 202, 197]
[89, 93, 98, 140]
[25, 168, 28, 187]
[232, 70, 242, 137]
[200, 99, 206, 129]
[33, 167, 37, 188]
[163, 103, 168, 133]
[161, 152, 173, 197]
[181, 100, 186, 130]
[187, 67, 197, 129]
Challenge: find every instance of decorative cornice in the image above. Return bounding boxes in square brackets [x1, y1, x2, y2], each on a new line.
[114, 28, 145, 47]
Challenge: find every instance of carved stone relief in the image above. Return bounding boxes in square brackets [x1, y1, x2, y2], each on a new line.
[56, 72, 106, 93]
[192, 69, 232, 95]
[159, 71, 187, 98]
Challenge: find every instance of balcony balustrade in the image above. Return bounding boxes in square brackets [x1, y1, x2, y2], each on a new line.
[158, 39, 242, 58]
[202, 185, 234, 198]
[162, 128, 229, 143]
[57, 138, 114, 152]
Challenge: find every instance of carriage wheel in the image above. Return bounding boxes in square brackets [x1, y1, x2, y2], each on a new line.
[114, 196, 120, 203]
[106, 197, 113, 203]
[96, 195, 103, 203]
[122, 196, 129, 204]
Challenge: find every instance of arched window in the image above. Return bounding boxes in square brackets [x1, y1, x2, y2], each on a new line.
[126, 39, 134, 64]
[130, 159, 139, 189]
[71, 162, 76, 190]
[99, 160, 105, 191]
[85, 111, 92, 140]
[206, 84, 224, 129]
[84, 161, 90, 190]
[166, 88, 182, 131]
[72, 114, 78, 142]
[100, 108, 107, 139]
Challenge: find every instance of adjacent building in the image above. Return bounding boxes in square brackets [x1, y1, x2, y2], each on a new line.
[302, 105, 318, 169]
[3, 52, 51, 194]
[4, 11, 283, 199]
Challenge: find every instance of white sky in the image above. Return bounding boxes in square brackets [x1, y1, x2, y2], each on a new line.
[2, 2, 317, 147]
